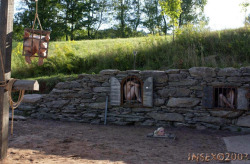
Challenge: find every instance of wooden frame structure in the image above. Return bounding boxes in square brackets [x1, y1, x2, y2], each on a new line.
[0, 0, 39, 160]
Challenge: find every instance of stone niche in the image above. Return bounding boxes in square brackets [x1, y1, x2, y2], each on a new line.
[110, 76, 153, 107]
[202, 86, 249, 111]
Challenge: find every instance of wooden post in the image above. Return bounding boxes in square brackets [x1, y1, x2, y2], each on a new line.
[0, 0, 14, 159]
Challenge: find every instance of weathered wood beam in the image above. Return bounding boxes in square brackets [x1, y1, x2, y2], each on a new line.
[0, 0, 14, 160]
[12, 80, 39, 91]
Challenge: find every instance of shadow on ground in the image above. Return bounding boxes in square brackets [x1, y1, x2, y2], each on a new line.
[2, 119, 244, 164]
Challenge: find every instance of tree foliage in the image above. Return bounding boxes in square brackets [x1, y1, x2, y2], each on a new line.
[179, 0, 208, 27]
[160, 0, 182, 40]
[240, 0, 250, 26]
[14, 0, 209, 41]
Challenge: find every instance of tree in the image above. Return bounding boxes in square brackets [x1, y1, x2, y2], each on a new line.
[14, 0, 64, 41]
[240, 0, 250, 26]
[160, 0, 182, 41]
[143, 0, 162, 34]
[178, 0, 208, 27]
[247, 14, 250, 25]
[112, 0, 132, 37]
[59, 0, 85, 40]
[82, 0, 109, 39]
[128, 0, 142, 32]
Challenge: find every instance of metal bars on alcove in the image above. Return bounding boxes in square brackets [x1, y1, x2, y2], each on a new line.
[121, 76, 143, 107]
[213, 86, 237, 109]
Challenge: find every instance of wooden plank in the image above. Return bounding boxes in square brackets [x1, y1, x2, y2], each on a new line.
[0, 0, 14, 160]
[143, 77, 153, 107]
[12, 80, 39, 91]
[110, 77, 121, 106]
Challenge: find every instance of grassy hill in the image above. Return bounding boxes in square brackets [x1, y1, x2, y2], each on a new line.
[12, 26, 250, 81]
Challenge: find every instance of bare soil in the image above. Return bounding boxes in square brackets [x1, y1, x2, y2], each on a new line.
[0, 119, 241, 164]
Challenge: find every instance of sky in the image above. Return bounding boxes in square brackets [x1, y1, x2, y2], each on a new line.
[204, 0, 250, 31]
[14, 0, 250, 31]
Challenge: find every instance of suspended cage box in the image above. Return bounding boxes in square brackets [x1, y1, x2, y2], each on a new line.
[22, 28, 51, 58]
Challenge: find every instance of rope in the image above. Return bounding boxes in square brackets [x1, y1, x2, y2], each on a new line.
[7, 79, 25, 135]
[32, 0, 43, 31]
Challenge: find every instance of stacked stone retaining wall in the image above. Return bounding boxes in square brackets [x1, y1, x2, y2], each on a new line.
[17, 67, 250, 132]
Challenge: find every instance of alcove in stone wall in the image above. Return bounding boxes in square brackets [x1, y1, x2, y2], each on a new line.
[202, 86, 249, 110]
[110, 76, 153, 107]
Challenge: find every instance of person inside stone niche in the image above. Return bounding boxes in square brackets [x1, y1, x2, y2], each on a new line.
[219, 89, 235, 109]
[124, 79, 142, 103]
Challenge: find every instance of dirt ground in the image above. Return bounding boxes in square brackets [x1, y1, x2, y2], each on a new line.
[0, 119, 243, 164]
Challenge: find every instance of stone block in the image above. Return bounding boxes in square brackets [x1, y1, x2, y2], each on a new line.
[217, 67, 241, 77]
[193, 116, 230, 125]
[154, 98, 165, 107]
[99, 69, 120, 75]
[102, 82, 110, 87]
[140, 70, 166, 77]
[126, 70, 141, 74]
[22, 94, 44, 103]
[9, 114, 27, 121]
[158, 88, 191, 98]
[124, 116, 145, 122]
[210, 111, 244, 118]
[221, 126, 241, 132]
[95, 97, 106, 102]
[236, 115, 250, 127]
[148, 112, 184, 122]
[168, 74, 187, 82]
[240, 66, 250, 74]
[46, 100, 70, 108]
[141, 120, 155, 126]
[93, 87, 110, 93]
[167, 98, 200, 107]
[196, 124, 207, 130]
[168, 79, 198, 86]
[90, 119, 101, 125]
[55, 81, 81, 89]
[201, 123, 220, 130]
[132, 108, 153, 113]
[165, 69, 180, 74]
[18, 104, 36, 111]
[190, 86, 203, 90]
[227, 77, 250, 82]
[155, 76, 168, 83]
[78, 93, 93, 99]
[88, 102, 106, 109]
[52, 89, 74, 94]
[82, 113, 97, 118]
[189, 67, 216, 77]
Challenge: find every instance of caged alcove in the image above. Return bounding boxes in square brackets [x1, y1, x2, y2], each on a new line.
[120, 75, 144, 107]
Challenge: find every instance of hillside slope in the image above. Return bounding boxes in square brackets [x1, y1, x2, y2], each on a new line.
[12, 27, 250, 79]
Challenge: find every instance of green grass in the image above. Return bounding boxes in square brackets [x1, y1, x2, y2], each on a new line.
[12, 26, 250, 81]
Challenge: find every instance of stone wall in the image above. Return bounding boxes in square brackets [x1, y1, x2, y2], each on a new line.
[17, 67, 250, 132]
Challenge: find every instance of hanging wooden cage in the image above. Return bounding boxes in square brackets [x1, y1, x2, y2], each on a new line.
[22, 28, 51, 58]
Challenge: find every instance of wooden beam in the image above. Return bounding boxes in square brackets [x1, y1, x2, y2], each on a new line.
[12, 80, 39, 91]
[0, 0, 14, 160]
